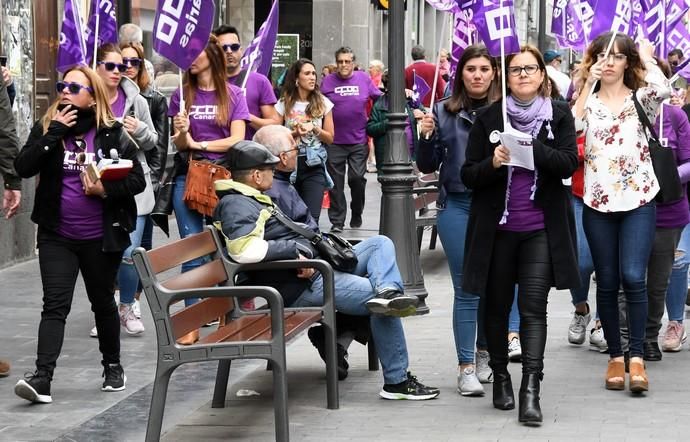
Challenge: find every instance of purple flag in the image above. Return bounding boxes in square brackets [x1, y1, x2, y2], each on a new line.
[551, 0, 586, 51]
[450, 11, 473, 79]
[85, 0, 119, 64]
[589, 0, 635, 41]
[640, 0, 689, 58]
[671, 57, 690, 82]
[667, 19, 690, 75]
[411, 70, 431, 108]
[57, 0, 87, 73]
[240, 0, 279, 76]
[426, 0, 460, 12]
[152, 0, 215, 70]
[471, 0, 520, 57]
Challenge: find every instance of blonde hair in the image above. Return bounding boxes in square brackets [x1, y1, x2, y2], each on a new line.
[42, 66, 116, 133]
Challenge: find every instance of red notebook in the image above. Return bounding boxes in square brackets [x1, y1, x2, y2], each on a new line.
[86, 159, 133, 181]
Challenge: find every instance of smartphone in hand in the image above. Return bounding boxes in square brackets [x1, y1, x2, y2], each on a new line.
[0, 56, 7, 67]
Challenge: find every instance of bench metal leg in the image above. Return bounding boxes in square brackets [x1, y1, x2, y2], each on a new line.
[367, 338, 379, 371]
[323, 318, 339, 410]
[146, 364, 176, 442]
[212, 360, 232, 408]
[429, 226, 438, 250]
[416, 226, 424, 252]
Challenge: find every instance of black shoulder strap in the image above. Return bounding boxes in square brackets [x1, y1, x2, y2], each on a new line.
[269, 206, 319, 241]
[631, 90, 660, 141]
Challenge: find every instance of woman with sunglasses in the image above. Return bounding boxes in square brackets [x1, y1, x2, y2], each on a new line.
[119, 41, 170, 332]
[461, 45, 579, 423]
[168, 35, 249, 344]
[275, 58, 334, 223]
[94, 43, 158, 337]
[574, 35, 670, 393]
[13, 66, 145, 403]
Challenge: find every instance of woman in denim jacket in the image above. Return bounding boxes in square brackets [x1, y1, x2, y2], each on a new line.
[417, 45, 499, 397]
[276, 58, 335, 223]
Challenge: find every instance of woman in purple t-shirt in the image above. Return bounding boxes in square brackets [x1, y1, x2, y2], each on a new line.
[276, 59, 335, 223]
[13, 66, 145, 403]
[168, 35, 249, 344]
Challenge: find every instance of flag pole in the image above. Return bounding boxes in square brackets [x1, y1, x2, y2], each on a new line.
[424, 13, 448, 139]
[585, 31, 617, 105]
[500, 0, 508, 128]
[92, 6, 100, 70]
[241, 56, 256, 93]
[179, 68, 185, 111]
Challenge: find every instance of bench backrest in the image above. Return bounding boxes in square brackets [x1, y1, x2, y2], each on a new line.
[133, 228, 236, 340]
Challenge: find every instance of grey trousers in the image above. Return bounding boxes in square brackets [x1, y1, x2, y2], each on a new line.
[326, 143, 368, 227]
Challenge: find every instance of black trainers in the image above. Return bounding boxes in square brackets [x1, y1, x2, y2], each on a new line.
[379, 372, 440, 400]
[365, 289, 418, 317]
[101, 362, 127, 392]
[350, 215, 362, 228]
[15, 371, 53, 404]
[330, 225, 344, 233]
[307, 326, 349, 380]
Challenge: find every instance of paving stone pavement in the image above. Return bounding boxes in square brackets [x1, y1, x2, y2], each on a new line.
[1, 174, 690, 441]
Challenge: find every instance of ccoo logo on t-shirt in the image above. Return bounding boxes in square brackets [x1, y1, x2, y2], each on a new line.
[334, 85, 360, 97]
[190, 104, 218, 121]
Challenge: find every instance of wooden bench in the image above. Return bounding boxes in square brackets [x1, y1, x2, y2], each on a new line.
[132, 227, 339, 442]
[413, 171, 439, 252]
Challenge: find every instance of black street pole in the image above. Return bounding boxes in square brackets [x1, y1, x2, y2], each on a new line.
[379, 0, 429, 314]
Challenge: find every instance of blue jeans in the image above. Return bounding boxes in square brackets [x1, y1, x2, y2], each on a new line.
[437, 192, 487, 364]
[570, 196, 595, 307]
[173, 174, 208, 306]
[292, 235, 409, 385]
[117, 215, 147, 305]
[509, 289, 520, 333]
[666, 224, 690, 322]
[583, 203, 656, 359]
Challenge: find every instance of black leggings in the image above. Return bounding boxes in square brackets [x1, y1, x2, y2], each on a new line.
[484, 229, 552, 376]
[36, 228, 122, 376]
[295, 157, 327, 223]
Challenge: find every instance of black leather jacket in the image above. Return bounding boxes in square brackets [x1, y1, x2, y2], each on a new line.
[15, 119, 145, 252]
[141, 86, 169, 191]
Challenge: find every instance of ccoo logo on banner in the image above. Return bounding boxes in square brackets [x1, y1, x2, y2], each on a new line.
[152, 0, 216, 70]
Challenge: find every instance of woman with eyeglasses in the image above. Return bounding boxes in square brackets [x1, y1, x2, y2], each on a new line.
[574, 34, 670, 394]
[94, 43, 158, 338]
[118, 41, 170, 333]
[168, 35, 249, 344]
[13, 66, 145, 403]
[275, 58, 335, 223]
[461, 45, 579, 423]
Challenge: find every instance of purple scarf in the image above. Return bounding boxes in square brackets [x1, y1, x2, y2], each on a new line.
[498, 95, 554, 225]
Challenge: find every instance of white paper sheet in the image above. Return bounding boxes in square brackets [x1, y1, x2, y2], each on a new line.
[499, 127, 534, 171]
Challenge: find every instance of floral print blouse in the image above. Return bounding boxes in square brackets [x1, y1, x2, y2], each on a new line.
[575, 65, 670, 212]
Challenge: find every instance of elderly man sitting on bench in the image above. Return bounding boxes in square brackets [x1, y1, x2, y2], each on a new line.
[212, 129, 439, 400]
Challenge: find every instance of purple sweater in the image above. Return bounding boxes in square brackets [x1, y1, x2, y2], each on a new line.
[655, 104, 690, 228]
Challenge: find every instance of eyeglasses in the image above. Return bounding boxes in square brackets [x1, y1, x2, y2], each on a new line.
[671, 60, 680, 67]
[596, 52, 627, 63]
[281, 147, 300, 155]
[507, 64, 540, 76]
[122, 57, 142, 68]
[336, 59, 353, 65]
[97, 61, 127, 72]
[56, 81, 94, 95]
[222, 43, 241, 53]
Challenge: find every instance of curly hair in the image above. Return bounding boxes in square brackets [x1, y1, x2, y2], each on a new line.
[579, 32, 646, 93]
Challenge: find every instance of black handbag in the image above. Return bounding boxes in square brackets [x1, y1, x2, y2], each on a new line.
[632, 93, 683, 204]
[270, 207, 358, 273]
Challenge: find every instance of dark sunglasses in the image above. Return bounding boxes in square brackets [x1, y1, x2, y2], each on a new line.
[97, 61, 127, 72]
[222, 43, 241, 53]
[123, 57, 142, 68]
[56, 81, 94, 95]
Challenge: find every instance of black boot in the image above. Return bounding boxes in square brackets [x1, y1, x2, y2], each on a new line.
[518, 373, 543, 424]
[492, 371, 515, 410]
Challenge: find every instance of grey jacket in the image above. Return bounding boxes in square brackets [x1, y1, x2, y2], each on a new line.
[0, 78, 20, 190]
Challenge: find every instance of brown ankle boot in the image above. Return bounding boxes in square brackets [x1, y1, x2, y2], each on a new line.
[0, 359, 9, 377]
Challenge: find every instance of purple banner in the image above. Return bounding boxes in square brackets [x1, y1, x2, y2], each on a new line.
[667, 19, 690, 76]
[57, 0, 87, 73]
[426, 0, 460, 12]
[152, 0, 216, 71]
[450, 11, 473, 78]
[640, 0, 688, 58]
[551, 0, 586, 51]
[472, 0, 520, 57]
[240, 0, 279, 76]
[85, 0, 118, 65]
[589, 0, 635, 41]
[411, 70, 431, 108]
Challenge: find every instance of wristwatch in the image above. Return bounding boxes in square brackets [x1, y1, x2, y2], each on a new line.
[200, 141, 209, 151]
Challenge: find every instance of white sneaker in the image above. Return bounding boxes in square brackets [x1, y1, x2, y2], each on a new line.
[508, 337, 522, 361]
[119, 304, 145, 335]
[589, 326, 608, 353]
[457, 366, 484, 396]
[475, 350, 493, 383]
[132, 299, 141, 319]
[90, 325, 98, 338]
[568, 310, 591, 345]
